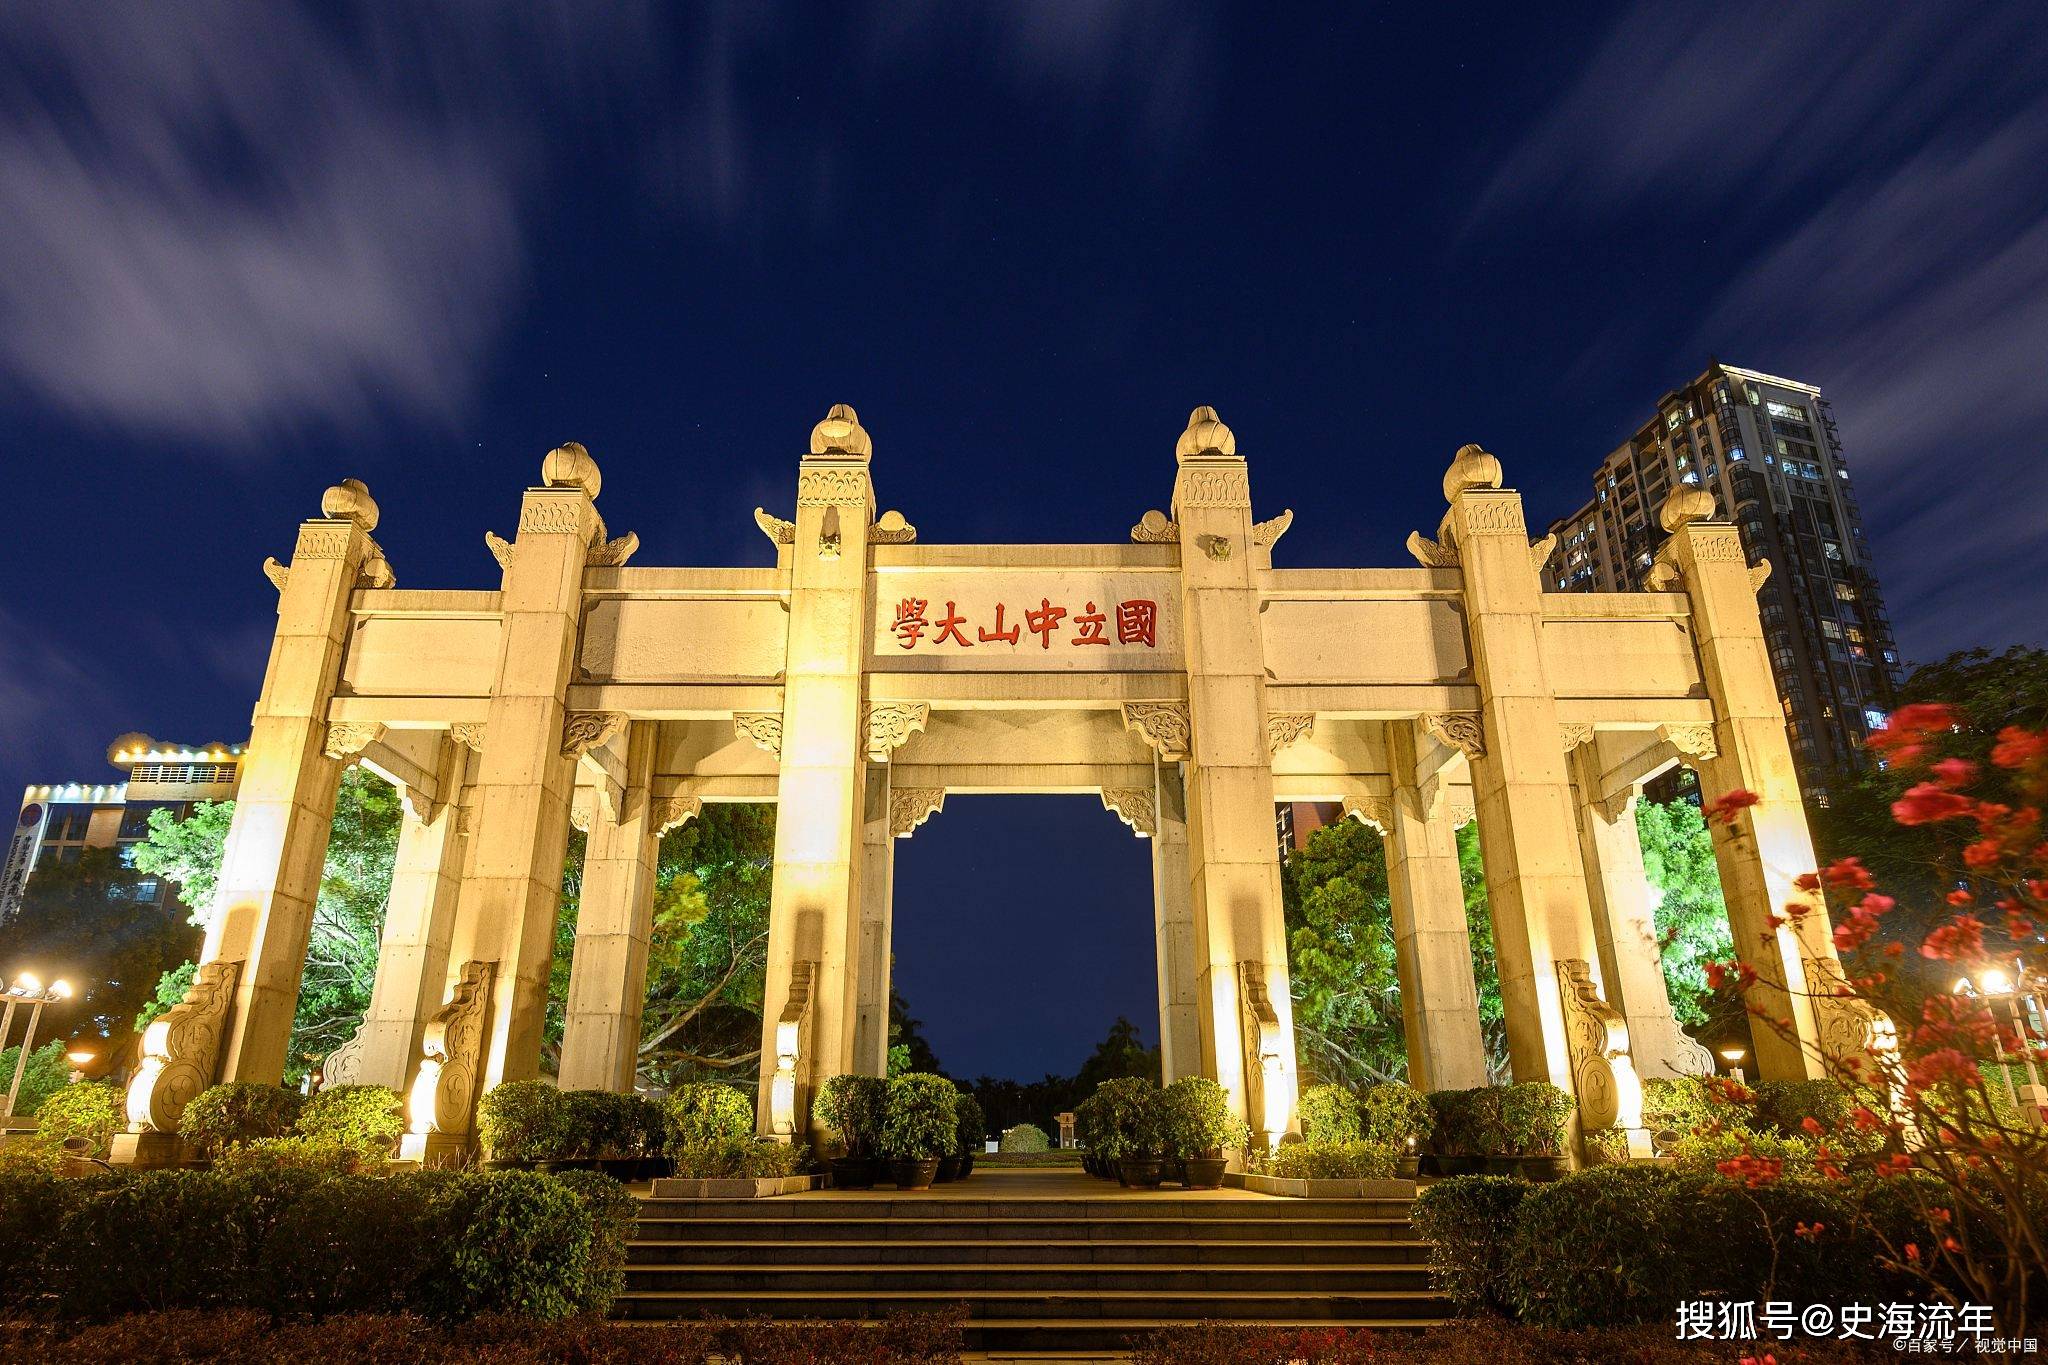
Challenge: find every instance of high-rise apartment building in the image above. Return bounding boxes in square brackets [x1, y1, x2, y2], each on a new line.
[2, 733, 244, 921]
[1544, 364, 1900, 795]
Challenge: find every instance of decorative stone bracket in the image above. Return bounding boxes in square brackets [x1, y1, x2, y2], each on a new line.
[324, 720, 386, 762]
[1100, 787, 1157, 837]
[768, 960, 817, 1140]
[734, 712, 783, 758]
[1341, 794, 1392, 834]
[863, 702, 930, 762]
[126, 959, 242, 1133]
[406, 961, 493, 1142]
[753, 508, 796, 546]
[653, 795, 703, 837]
[1423, 712, 1486, 761]
[1267, 713, 1314, 754]
[1237, 961, 1291, 1147]
[1555, 958, 1646, 1134]
[1122, 702, 1190, 760]
[890, 788, 946, 837]
[1658, 721, 1719, 768]
[1803, 956, 1900, 1073]
[561, 711, 629, 759]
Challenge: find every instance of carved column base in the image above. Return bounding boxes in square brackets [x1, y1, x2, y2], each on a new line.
[108, 1130, 192, 1169]
[398, 1131, 473, 1169]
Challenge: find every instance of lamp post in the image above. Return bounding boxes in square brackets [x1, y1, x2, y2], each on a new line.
[1955, 974, 2028, 1119]
[1970, 966, 2046, 1127]
[3, 972, 73, 1119]
[1718, 1046, 1747, 1085]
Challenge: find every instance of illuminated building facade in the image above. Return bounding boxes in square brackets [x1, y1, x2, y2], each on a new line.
[1543, 364, 1901, 795]
[2, 735, 244, 921]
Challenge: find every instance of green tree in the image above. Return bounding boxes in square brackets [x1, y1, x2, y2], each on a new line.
[132, 768, 398, 1081]
[0, 1039, 70, 1115]
[888, 986, 946, 1077]
[1635, 797, 1734, 1028]
[1281, 815, 1405, 1085]
[0, 846, 197, 1057]
[1071, 1016, 1158, 1091]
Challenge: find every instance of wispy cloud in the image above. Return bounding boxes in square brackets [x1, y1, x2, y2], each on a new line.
[1477, 1, 2048, 661]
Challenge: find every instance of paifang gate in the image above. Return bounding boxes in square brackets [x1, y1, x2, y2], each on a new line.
[115, 403, 1889, 1164]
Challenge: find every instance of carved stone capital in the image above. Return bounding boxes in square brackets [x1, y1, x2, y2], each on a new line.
[518, 494, 591, 537]
[323, 720, 385, 762]
[450, 723, 487, 753]
[1130, 509, 1179, 543]
[753, 507, 796, 546]
[735, 712, 783, 758]
[1560, 723, 1596, 753]
[484, 531, 515, 572]
[561, 711, 628, 759]
[1555, 958, 1644, 1132]
[796, 466, 871, 507]
[653, 795, 703, 837]
[407, 961, 493, 1139]
[1122, 702, 1190, 759]
[1423, 711, 1486, 761]
[1659, 722, 1719, 767]
[126, 959, 242, 1132]
[1342, 794, 1392, 833]
[890, 787, 946, 837]
[1100, 787, 1157, 837]
[1457, 492, 1526, 536]
[863, 702, 930, 762]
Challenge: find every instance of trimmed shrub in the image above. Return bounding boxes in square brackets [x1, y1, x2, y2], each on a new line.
[815, 1073, 889, 1158]
[953, 1088, 986, 1155]
[1162, 1076, 1250, 1158]
[1425, 1087, 1507, 1156]
[1000, 1123, 1051, 1153]
[663, 1082, 754, 1152]
[253, 1169, 445, 1317]
[1269, 1139, 1397, 1180]
[477, 1080, 567, 1163]
[178, 1081, 303, 1156]
[1641, 1075, 1716, 1137]
[0, 1168, 104, 1308]
[296, 1083, 405, 1158]
[422, 1171, 596, 1320]
[1497, 1083, 1573, 1157]
[33, 1081, 124, 1157]
[1506, 1165, 1694, 1327]
[1667, 1124, 1819, 1179]
[883, 1073, 963, 1160]
[1358, 1081, 1433, 1151]
[558, 1089, 642, 1159]
[213, 1135, 363, 1177]
[1298, 1083, 1363, 1144]
[49, 1169, 252, 1317]
[551, 1169, 638, 1313]
[1088, 1076, 1165, 1161]
[671, 1135, 803, 1179]
[1412, 1174, 1533, 1316]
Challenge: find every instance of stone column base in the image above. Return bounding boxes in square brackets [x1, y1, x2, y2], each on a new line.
[109, 1129, 192, 1168]
[399, 1131, 472, 1168]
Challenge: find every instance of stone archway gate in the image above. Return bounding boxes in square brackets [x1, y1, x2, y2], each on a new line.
[115, 404, 1886, 1163]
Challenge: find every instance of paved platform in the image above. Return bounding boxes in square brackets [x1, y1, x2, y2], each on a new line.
[782, 1165, 1276, 1200]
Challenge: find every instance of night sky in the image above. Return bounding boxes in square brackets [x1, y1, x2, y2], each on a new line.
[2, 4, 2045, 1079]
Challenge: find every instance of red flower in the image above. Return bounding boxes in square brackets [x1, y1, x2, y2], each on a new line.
[1991, 725, 2048, 770]
[1705, 789, 1761, 825]
[1821, 857, 1876, 891]
[1892, 783, 1974, 826]
[1930, 757, 1978, 788]
[1800, 1116, 1824, 1136]
[1946, 888, 1975, 906]
[1963, 839, 2004, 870]
[1921, 915, 1986, 961]
[1857, 893, 1894, 915]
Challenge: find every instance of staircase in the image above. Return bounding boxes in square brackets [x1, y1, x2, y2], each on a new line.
[616, 1173, 1447, 1353]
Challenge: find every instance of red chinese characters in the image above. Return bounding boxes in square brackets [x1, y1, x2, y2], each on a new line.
[886, 596, 1162, 651]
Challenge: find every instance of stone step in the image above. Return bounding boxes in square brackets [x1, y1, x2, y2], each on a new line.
[621, 1263, 1433, 1294]
[609, 1286, 1449, 1324]
[627, 1237, 1428, 1266]
[949, 1318, 1446, 1354]
[630, 1215, 1418, 1243]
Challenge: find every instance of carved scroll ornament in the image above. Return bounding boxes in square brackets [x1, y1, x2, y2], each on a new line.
[407, 961, 493, 1138]
[734, 713, 783, 757]
[1555, 958, 1645, 1132]
[324, 721, 385, 762]
[863, 702, 930, 762]
[1130, 509, 1179, 543]
[561, 711, 629, 759]
[1122, 702, 1190, 759]
[1267, 713, 1314, 754]
[1237, 961, 1289, 1145]
[890, 788, 946, 837]
[1423, 712, 1486, 761]
[126, 959, 242, 1132]
[1100, 787, 1157, 837]
[768, 961, 817, 1139]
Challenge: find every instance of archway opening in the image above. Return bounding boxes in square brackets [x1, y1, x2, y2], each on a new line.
[890, 795, 1158, 1131]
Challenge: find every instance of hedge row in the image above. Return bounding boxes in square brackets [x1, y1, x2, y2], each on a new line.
[0, 1164, 635, 1322]
[1412, 1166, 1933, 1328]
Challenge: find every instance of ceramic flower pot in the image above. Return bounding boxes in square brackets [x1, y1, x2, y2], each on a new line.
[830, 1155, 878, 1189]
[891, 1157, 941, 1190]
[1182, 1155, 1228, 1189]
[935, 1154, 963, 1183]
[1118, 1154, 1165, 1188]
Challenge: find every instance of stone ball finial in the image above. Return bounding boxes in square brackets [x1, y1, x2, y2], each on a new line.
[1659, 487, 1717, 532]
[809, 403, 872, 458]
[541, 442, 602, 499]
[320, 477, 380, 530]
[1176, 405, 1237, 459]
[1442, 444, 1503, 502]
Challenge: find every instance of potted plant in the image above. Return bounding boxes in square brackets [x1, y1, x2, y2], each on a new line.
[816, 1073, 888, 1189]
[1358, 1081, 1433, 1179]
[1073, 1093, 1107, 1177]
[1298, 1083, 1364, 1144]
[1161, 1076, 1249, 1188]
[1095, 1077, 1166, 1188]
[882, 1073, 957, 1189]
[1423, 1088, 1482, 1176]
[631, 1093, 672, 1179]
[953, 1090, 985, 1181]
[1500, 1081, 1575, 1180]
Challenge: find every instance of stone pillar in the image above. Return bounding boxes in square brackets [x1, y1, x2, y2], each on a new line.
[438, 444, 608, 1106]
[324, 740, 472, 1092]
[1567, 757, 1712, 1081]
[1423, 445, 1645, 1141]
[1655, 491, 1875, 1081]
[757, 405, 875, 1138]
[1378, 722, 1490, 1091]
[558, 722, 665, 1092]
[1152, 763, 1202, 1084]
[852, 767, 895, 1077]
[125, 481, 384, 1147]
[1169, 407, 1299, 1143]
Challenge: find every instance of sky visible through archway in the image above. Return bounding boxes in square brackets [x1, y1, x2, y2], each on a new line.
[889, 795, 1157, 1082]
